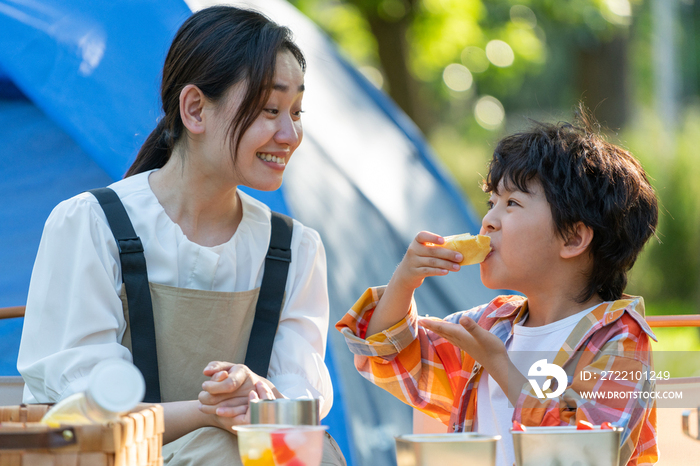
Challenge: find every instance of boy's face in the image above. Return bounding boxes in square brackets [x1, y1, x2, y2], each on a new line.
[479, 179, 562, 294]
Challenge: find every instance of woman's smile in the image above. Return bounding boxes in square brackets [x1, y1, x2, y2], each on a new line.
[255, 152, 287, 169]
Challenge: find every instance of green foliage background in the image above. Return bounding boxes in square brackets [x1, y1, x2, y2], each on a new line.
[290, 0, 700, 351]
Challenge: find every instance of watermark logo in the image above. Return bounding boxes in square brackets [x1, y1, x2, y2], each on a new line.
[528, 359, 567, 399]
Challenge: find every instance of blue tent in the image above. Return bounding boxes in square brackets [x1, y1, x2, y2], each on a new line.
[0, 1, 497, 464]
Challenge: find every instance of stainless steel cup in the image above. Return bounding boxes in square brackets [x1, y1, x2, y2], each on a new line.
[249, 398, 320, 426]
[512, 426, 622, 466]
[394, 433, 500, 466]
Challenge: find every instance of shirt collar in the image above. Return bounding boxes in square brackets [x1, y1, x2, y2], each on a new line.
[590, 295, 657, 341]
[486, 295, 656, 343]
[487, 299, 526, 320]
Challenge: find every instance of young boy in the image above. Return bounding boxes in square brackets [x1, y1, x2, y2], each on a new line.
[336, 112, 659, 466]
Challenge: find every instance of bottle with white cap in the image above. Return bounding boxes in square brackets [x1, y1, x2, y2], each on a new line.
[41, 359, 146, 426]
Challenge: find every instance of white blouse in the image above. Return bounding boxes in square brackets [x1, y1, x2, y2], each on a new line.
[18, 170, 333, 418]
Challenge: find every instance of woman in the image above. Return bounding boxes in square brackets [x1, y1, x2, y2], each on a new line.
[17, 6, 345, 465]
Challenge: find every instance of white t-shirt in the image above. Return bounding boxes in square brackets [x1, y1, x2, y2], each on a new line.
[17, 170, 333, 417]
[476, 305, 597, 466]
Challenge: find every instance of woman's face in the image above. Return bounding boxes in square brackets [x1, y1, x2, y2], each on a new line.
[207, 50, 305, 191]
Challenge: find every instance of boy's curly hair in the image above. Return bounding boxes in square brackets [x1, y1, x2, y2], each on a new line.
[484, 106, 659, 302]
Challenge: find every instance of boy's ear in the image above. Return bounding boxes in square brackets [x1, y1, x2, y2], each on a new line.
[560, 222, 594, 259]
[179, 84, 206, 134]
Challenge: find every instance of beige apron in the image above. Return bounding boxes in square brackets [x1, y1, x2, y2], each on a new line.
[120, 283, 346, 465]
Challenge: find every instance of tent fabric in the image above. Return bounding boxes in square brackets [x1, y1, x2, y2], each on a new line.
[0, 99, 115, 375]
[0, 1, 499, 464]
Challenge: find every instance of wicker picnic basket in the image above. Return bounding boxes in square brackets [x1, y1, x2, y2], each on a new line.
[0, 403, 164, 466]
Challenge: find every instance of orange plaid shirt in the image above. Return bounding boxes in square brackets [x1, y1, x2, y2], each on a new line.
[336, 287, 658, 466]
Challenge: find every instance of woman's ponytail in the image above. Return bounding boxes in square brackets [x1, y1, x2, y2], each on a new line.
[125, 119, 173, 177]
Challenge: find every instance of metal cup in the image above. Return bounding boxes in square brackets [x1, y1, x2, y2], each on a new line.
[512, 426, 622, 466]
[249, 398, 320, 426]
[394, 433, 500, 466]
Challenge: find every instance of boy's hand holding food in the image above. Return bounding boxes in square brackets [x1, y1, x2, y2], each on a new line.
[366, 231, 464, 335]
[392, 231, 466, 291]
[441, 233, 491, 266]
[366, 231, 491, 337]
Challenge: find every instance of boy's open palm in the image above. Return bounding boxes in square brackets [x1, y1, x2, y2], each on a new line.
[418, 315, 507, 372]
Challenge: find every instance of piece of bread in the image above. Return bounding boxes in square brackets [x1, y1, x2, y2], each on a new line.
[442, 233, 491, 266]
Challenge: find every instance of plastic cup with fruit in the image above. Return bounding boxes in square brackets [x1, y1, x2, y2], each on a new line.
[233, 425, 328, 466]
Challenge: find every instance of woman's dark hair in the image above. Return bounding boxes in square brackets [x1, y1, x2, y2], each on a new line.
[126, 6, 305, 177]
[483, 105, 659, 302]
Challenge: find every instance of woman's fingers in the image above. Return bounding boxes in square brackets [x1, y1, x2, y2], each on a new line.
[255, 381, 275, 400]
[199, 385, 253, 406]
[203, 361, 235, 376]
[214, 404, 248, 418]
[208, 371, 228, 383]
[202, 383, 276, 421]
[201, 378, 278, 429]
[202, 365, 250, 394]
[198, 396, 248, 416]
[198, 392, 250, 412]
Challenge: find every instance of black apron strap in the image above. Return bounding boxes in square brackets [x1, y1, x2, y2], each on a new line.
[88, 188, 162, 403]
[245, 212, 294, 377]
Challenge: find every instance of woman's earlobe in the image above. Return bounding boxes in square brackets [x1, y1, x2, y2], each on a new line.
[179, 84, 206, 134]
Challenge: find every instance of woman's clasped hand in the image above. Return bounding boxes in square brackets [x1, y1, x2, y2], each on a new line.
[198, 361, 283, 427]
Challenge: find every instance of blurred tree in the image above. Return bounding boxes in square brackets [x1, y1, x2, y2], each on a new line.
[290, 0, 637, 132]
[351, 0, 429, 128]
[292, 0, 700, 312]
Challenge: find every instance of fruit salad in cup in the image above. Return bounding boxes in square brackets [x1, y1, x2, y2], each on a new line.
[233, 425, 327, 466]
